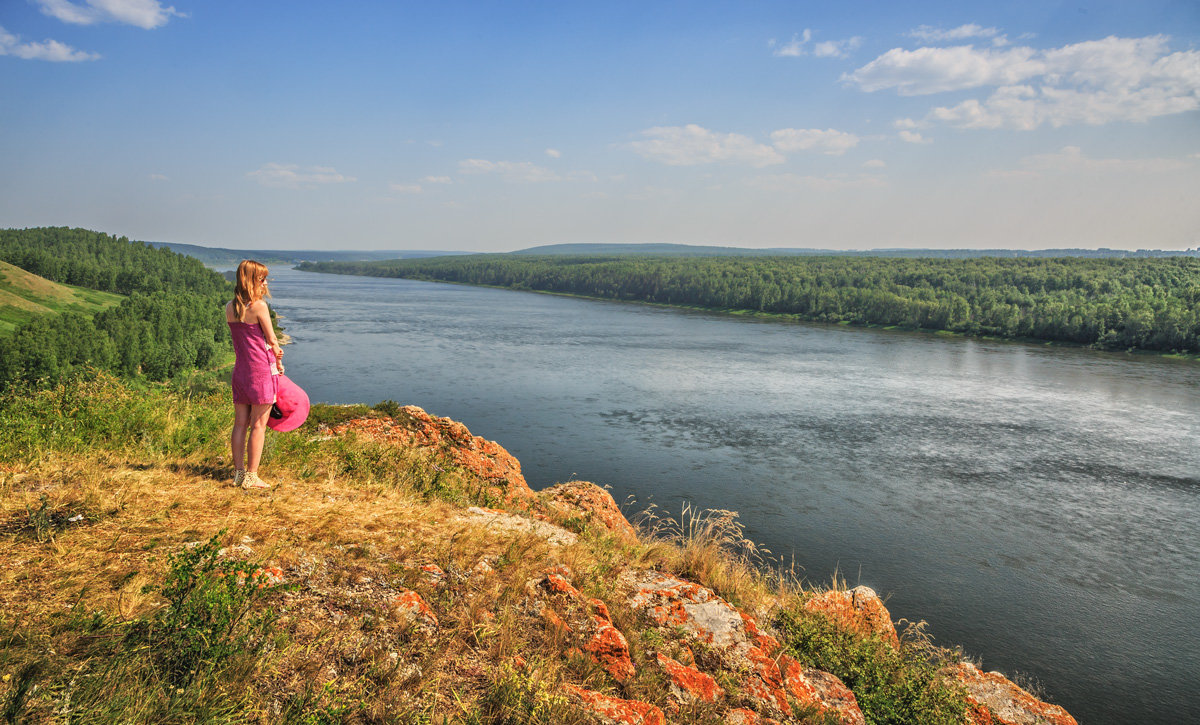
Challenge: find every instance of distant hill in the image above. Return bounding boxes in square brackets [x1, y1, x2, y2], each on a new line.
[149, 241, 468, 268]
[513, 242, 1200, 259]
[0, 260, 123, 334]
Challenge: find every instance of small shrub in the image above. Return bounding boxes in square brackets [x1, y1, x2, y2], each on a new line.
[775, 609, 967, 725]
[131, 531, 278, 687]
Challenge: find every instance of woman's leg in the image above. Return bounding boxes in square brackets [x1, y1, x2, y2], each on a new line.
[231, 403, 251, 471]
[245, 403, 274, 472]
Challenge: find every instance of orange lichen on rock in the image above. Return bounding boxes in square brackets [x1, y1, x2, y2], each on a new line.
[539, 480, 639, 542]
[802, 586, 899, 647]
[328, 407, 535, 505]
[529, 571, 635, 683]
[655, 652, 726, 705]
[724, 708, 781, 724]
[622, 570, 865, 723]
[778, 654, 866, 725]
[949, 661, 1078, 725]
[394, 589, 438, 631]
[564, 683, 666, 725]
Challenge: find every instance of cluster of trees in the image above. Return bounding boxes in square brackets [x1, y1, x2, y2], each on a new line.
[301, 255, 1200, 353]
[0, 228, 232, 390]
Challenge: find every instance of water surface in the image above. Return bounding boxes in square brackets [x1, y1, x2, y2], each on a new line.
[269, 267, 1200, 725]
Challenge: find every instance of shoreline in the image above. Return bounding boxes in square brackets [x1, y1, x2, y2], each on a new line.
[293, 266, 1200, 364]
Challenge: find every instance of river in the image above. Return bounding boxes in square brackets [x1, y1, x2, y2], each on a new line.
[266, 266, 1200, 725]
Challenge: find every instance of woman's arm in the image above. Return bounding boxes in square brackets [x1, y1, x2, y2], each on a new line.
[251, 300, 284, 360]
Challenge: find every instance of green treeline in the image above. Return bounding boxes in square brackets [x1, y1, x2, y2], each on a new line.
[300, 254, 1200, 353]
[0, 228, 233, 390]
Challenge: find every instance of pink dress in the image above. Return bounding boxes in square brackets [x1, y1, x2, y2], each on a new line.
[229, 320, 279, 405]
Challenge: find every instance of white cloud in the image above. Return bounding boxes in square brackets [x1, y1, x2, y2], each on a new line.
[148, 173, 169, 181]
[745, 173, 887, 191]
[770, 29, 811, 57]
[36, 0, 184, 29]
[247, 163, 356, 189]
[898, 130, 931, 144]
[772, 29, 861, 59]
[458, 159, 561, 182]
[770, 128, 860, 155]
[850, 34, 1200, 130]
[545, 148, 562, 158]
[862, 159, 886, 169]
[420, 175, 452, 184]
[907, 24, 1001, 43]
[845, 45, 1044, 95]
[0, 25, 99, 61]
[813, 37, 863, 59]
[630, 124, 784, 167]
[389, 183, 423, 194]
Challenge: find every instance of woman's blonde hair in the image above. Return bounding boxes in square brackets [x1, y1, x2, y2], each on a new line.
[233, 260, 270, 322]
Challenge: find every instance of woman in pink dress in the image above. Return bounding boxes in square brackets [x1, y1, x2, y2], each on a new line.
[226, 260, 284, 489]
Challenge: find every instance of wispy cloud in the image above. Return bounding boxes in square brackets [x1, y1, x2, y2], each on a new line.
[0, 25, 99, 61]
[389, 183, 423, 194]
[769, 29, 811, 57]
[990, 145, 1189, 178]
[545, 148, 562, 158]
[862, 159, 886, 169]
[420, 175, 452, 184]
[849, 34, 1200, 130]
[898, 130, 931, 144]
[630, 125, 784, 167]
[247, 163, 356, 189]
[771, 29, 862, 59]
[148, 173, 169, 181]
[770, 128, 860, 155]
[35, 0, 184, 30]
[907, 24, 1002, 43]
[458, 159, 561, 182]
[813, 37, 864, 59]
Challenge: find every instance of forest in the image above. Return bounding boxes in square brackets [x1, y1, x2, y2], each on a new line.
[0, 228, 232, 390]
[300, 254, 1200, 354]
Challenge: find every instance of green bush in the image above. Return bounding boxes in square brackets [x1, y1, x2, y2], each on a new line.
[774, 609, 966, 725]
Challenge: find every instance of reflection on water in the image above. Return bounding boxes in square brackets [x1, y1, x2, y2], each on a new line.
[269, 267, 1200, 725]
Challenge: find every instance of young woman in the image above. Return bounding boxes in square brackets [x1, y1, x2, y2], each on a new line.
[226, 260, 284, 489]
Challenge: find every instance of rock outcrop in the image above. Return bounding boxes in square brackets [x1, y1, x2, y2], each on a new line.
[527, 571, 636, 683]
[622, 569, 865, 725]
[802, 586, 899, 646]
[329, 406, 1079, 725]
[539, 480, 638, 542]
[949, 662, 1079, 725]
[329, 407, 535, 505]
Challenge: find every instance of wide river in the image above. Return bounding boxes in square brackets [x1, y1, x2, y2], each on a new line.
[267, 267, 1199, 725]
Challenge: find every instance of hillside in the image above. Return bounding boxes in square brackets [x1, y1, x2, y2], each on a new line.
[0, 371, 1077, 725]
[512, 243, 1200, 259]
[0, 261, 123, 334]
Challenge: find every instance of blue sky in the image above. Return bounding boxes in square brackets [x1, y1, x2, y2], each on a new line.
[1, 1, 1197, 251]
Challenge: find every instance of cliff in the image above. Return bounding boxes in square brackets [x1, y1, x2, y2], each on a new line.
[0, 374, 1077, 724]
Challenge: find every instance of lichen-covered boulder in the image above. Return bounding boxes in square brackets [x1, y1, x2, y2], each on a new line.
[621, 570, 864, 724]
[655, 652, 726, 705]
[949, 661, 1078, 725]
[802, 586, 899, 646]
[539, 480, 638, 542]
[393, 589, 438, 632]
[564, 684, 666, 725]
[329, 407, 535, 505]
[528, 572, 635, 683]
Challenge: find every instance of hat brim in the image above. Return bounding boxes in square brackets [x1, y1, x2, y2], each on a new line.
[267, 374, 310, 432]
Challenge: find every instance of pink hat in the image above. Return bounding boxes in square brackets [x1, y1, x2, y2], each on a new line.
[268, 374, 310, 432]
